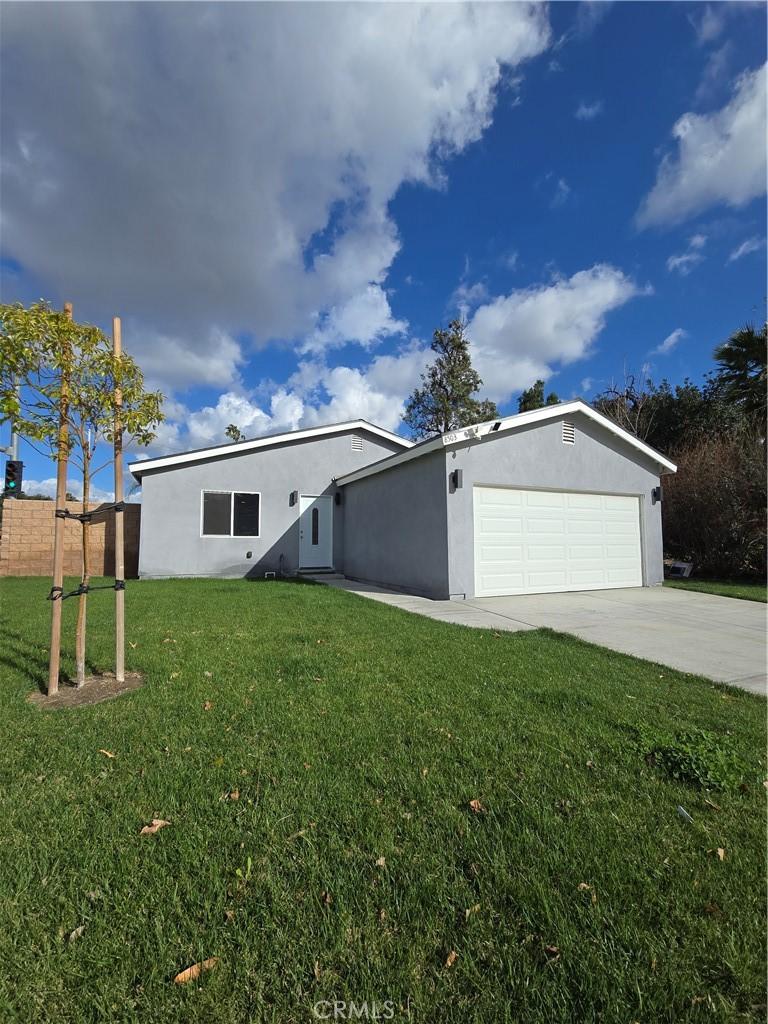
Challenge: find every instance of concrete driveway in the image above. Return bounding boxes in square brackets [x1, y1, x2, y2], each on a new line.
[319, 578, 766, 694]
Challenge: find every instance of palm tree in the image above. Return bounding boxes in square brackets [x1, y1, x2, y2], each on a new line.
[713, 321, 767, 420]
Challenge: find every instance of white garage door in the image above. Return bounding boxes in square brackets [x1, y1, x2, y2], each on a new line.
[473, 486, 643, 597]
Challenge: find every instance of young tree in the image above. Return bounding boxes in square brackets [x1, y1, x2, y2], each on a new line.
[403, 320, 498, 438]
[712, 321, 767, 421]
[1, 301, 163, 688]
[517, 379, 560, 413]
[225, 423, 245, 442]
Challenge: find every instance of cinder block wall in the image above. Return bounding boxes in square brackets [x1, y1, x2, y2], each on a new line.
[0, 499, 140, 577]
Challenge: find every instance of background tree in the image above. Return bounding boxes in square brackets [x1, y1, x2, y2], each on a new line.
[517, 379, 560, 413]
[712, 321, 767, 421]
[225, 423, 245, 442]
[1, 301, 163, 686]
[592, 317, 766, 580]
[403, 320, 498, 438]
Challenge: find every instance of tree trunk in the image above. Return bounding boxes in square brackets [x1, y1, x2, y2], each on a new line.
[75, 466, 90, 688]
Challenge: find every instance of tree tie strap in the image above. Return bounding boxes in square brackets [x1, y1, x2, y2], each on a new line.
[55, 501, 126, 524]
[45, 581, 126, 601]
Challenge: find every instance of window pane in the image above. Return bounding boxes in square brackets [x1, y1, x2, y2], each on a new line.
[202, 492, 231, 535]
[234, 492, 260, 536]
[311, 506, 319, 545]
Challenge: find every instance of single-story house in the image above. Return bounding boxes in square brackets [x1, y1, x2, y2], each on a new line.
[128, 401, 676, 599]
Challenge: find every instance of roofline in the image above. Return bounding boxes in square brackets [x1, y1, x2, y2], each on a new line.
[335, 401, 677, 486]
[128, 419, 413, 481]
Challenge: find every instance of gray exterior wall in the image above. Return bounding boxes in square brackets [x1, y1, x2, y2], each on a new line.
[341, 410, 665, 600]
[444, 411, 665, 598]
[137, 428, 403, 578]
[341, 450, 449, 599]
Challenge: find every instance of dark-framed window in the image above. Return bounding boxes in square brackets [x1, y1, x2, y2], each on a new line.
[201, 490, 260, 537]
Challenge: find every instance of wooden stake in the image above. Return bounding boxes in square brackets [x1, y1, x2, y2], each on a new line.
[113, 316, 125, 683]
[47, 301, 72, 696]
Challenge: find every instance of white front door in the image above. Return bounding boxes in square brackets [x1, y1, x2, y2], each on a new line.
[473, 486, 643, 597]
[299, 494, 334, 568]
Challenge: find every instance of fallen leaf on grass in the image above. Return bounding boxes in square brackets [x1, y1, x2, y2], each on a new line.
[375, 856, 386, 868]
[98, 749, 116, 759]
[464, 904, 481, 921]
[707, 847, 726, 861]
[321, 891, 333, 906]
[704, 798, 721, 812]
[220, 789, 239, 802]
[204, 671, 212, 678]
[445, 950, 458, 969]
[140, 818, 171, 835]
[224, 909, 235, 923]
[68, 925, 86, 943]
[468, 799, 485, 814]
[544, 945, 561, 961]
[314, 960, 322, 980]
[128, 641, 137, 649]
[163, 637, 176, 644]
[203, 701, 213, 711]
[173, 958, 220, 984]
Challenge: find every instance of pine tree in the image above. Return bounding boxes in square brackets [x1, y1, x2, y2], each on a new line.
[403, 320, 498, 438]
[517, 379, 560, 413]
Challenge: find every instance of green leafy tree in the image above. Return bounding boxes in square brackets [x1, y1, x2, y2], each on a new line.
[225, 423, 245, 442]
[517, 379, 560, 413]
[403, 320, 498, 438]
[1, 301, 164, 687]
[712, 321, 767, 421]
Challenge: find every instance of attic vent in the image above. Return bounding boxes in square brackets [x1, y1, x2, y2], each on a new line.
[351, 435, 364, 452]
[562, 421, 575, 445]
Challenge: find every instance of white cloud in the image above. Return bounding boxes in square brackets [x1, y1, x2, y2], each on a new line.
[580, 377, 594, 394]
[666, 233, 707, 275]
[651, 328, 686, 356]
[142, 343, 431, 453]
[727, 236, 764, 262]
[0, 3, 550, 392]
[467, 264, 644, 402]
[20, 478, 115, 502]
[637, 64, 767, 228]
[300, 285, 407, 355]
[551, 177, 572, 208]
[575, 99, 604, 120]
[451, 280, 490, 318]
[695, 41, 734, 104]
[690, 4, 727, 45]
[575, 1, 614, 37]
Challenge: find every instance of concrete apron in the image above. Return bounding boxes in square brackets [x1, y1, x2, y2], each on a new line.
[310, 577, 767, 696]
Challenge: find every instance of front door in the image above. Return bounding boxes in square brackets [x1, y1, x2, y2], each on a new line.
[299, 494, 334, 568]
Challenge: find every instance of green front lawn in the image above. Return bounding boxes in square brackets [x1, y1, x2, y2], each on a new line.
[665, 578, 767, 603]
[0, 577, 765, 1023]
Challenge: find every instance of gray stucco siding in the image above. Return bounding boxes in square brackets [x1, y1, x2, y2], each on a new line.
[341, 450, 450, 599]
[445, 411, 665, 598]
[137, 429, 402, 578]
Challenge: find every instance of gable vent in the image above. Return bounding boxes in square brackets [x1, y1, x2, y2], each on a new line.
[562, 421, 575, 445]
[351, 434, 364, 452]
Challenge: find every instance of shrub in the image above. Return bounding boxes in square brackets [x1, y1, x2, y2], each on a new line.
[662, 429, 766, 579]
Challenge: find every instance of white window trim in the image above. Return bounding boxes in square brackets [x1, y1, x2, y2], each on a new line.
[200, 489, 261, 539]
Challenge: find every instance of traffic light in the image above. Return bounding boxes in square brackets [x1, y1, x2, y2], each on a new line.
[3, 460, 23, 497]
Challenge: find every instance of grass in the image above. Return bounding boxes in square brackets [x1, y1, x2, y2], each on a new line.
[0, 576, 765, 1024]
[665, 578, 767, 603]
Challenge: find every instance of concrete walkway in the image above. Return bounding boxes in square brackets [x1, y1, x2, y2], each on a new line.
[314, 577, 767, 695]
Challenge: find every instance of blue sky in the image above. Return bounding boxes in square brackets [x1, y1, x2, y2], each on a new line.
[1, 1, 765, 499]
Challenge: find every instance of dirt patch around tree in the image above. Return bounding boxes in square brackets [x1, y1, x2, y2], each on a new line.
[27, 672, 144, 710]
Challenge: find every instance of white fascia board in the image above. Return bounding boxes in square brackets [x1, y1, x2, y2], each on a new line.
[336, 401, 676, 486]
[128, 420, 412, 481]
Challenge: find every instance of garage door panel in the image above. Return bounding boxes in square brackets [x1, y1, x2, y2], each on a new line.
[474, 487, 642, 597]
